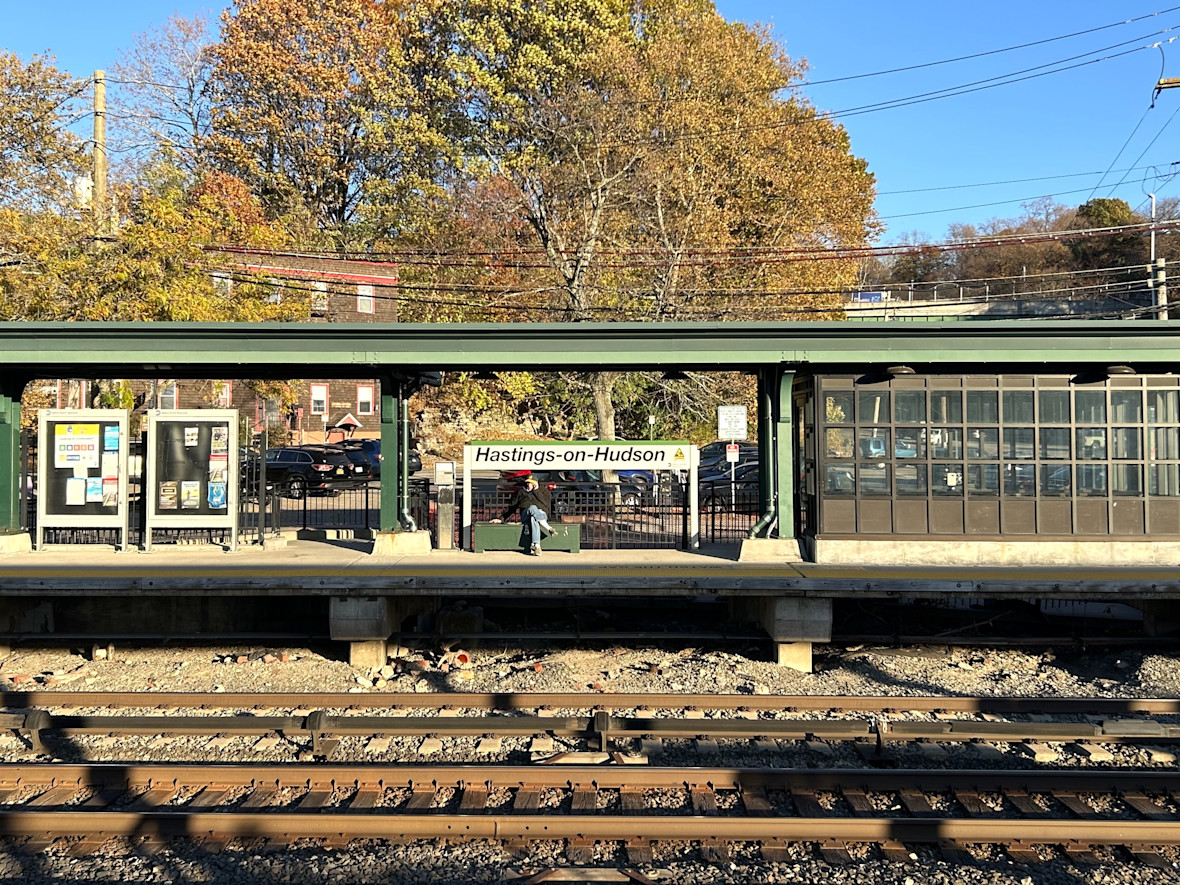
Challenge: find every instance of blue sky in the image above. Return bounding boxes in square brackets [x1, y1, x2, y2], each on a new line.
[7, 1, 1180, 241]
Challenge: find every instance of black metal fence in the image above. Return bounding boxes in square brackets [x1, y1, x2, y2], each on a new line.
[19, 433, 760, 549]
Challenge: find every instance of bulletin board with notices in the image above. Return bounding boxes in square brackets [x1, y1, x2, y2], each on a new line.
[144, 410, 239, 551]
[36, 409, 130, 551]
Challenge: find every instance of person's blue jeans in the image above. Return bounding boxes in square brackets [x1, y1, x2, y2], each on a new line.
[521, 505, 548, 548]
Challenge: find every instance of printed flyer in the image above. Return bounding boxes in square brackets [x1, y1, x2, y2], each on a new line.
[208, 482, 227, 509]
[85, 477, 103, 503]
[159, 482, 178, 510]
[102, 479, 118, 507]
[55, 424, 100, 470]
[211, 426, 229, 453]
[180, 481, 201, 509]
[184, 426, 199, 447]
[209, 453, 228, 483]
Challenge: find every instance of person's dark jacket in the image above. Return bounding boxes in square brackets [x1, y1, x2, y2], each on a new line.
[501, 484, 551, 521]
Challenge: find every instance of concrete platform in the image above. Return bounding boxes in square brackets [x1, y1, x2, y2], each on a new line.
[0, 539, 1177, 600]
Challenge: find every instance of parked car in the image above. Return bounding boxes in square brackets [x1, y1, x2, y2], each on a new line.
[336, 439, 421, 478]
[497, 469, 649, 509]
[263, 446, 365, 498]
[699, 462, 761, 508]
[699, 440, 759, 473]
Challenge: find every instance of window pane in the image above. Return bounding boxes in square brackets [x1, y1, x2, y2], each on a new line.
[858, 429, 890, 459]
[1147, 390, 1180, 424]
[858, 463, 891, 496]
[967, 464, 999, 496]
[1075, 390, 1106, 424]
[858, 390, 890, 425]
[825, 465, 855, 494]
[1076, 429, 1106, 460]
[1151, 427, 1180, 459]
[894, 431, 922, 458]
[824, 392, 853, 424]
[1076, 464, 1108, 496]
[894, 391, 926, 424]
[1040, 464, 1071, 496]
[966, 428, 998, 459]
[1111, 427, 1141, 459]
[1003, 427, 1035, 459]
[966, 390, 997, 423]
[1038, 427, 1070, 459]
[895, 463, 927, 495]
[825, 428, 855, 458]
[928, 428, 963, 458]
[1002, 390, 1035, 423]
[1111, 390, 1142, 422]
[932, 463, 964, 496]
[1004, 463, 1036, 496]
[1112, 463, 1142, 496]
[1038, 390, 1070, 423]
[1148, 464, 1180, 495]
[930, 391, 962, 423]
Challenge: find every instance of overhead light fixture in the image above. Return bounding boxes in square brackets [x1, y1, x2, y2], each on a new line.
[886, 365, 915, 377]
[472, 370, 498, 381]
[1106, 365, 1136, 375]
[661, 370, 690, 381]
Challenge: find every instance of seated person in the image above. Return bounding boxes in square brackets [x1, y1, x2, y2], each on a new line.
[491, 474, 552, 555]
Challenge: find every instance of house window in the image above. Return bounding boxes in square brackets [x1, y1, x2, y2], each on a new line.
[158, 381, 178, 410]
[311, 384, 328, 416]
[358, 385, 375, 415]
[213, 380, 232, 409]
[357, 284, 375, 314]
[311, 281, 329, 314]
[211, 271, 232, 297]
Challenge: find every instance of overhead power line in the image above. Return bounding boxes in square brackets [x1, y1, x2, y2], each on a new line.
[805, 5, 1180, 86]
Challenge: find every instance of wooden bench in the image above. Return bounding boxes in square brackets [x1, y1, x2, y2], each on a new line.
[473, 521, 581, 553]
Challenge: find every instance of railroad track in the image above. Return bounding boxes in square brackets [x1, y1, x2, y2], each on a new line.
[4, 690, 1179, 713]
[0, 763, 1178, 866]
[2, 708, 1179, 757]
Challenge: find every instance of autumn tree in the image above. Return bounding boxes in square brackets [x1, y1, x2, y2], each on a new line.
[207, 0, 453, 240]
[436, 0, 876, 438]
[0, 164, 299, 322]
[0, 51, 86, 209]
[110, 13, 216, 173]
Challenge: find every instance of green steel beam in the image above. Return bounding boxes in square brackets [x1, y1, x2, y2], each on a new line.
[1, 321, 1179, 376]
[0, 376, 25, 535]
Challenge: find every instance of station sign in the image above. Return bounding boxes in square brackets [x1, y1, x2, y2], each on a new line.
[467, 440, 691, 472]
[717, 405, 748, 441]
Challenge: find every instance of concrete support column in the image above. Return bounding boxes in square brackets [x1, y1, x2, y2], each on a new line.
[758, 596, 831, 673]
[330, 596, 402, 667]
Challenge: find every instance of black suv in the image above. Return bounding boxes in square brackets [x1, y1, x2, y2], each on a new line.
[335, 439, 422, 478]
[264, 446, 367, 498]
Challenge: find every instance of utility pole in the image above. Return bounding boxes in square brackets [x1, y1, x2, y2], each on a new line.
[1156, 257, 1168, 321]
[93, 70, 107, 236]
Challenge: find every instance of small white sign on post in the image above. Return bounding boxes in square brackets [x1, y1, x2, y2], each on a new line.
[717, 405, 748, 441]
[726, 443, 740, 463]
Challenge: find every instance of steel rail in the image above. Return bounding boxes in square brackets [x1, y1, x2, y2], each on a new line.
[1, 811, 1179, 845]
[4, 691, 1179, 715]
[3, 763, 1178, 791]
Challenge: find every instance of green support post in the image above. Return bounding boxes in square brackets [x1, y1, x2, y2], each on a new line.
[0, 378, 24, 536]
[379, 376, 400, 533]
[775, 369, 795, 538]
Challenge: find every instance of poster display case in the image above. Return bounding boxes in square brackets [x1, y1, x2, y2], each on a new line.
[36, 409, 130, 551]
[144, 410, 238, 551]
